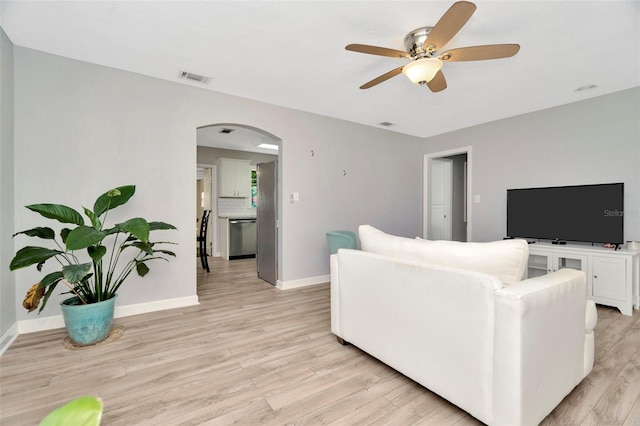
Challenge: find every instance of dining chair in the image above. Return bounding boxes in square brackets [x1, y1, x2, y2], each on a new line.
[197, 210, 211, 272]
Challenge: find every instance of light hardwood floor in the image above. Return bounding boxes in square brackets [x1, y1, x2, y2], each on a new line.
[1, 258, 640, 425]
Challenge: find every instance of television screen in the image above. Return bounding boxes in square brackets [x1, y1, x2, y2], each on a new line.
[507, 183, 624, 244]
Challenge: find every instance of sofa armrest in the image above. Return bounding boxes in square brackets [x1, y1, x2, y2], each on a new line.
[492, 268, 589, 425]
[330, 253, 340, 337]
[584, 299, 597, 376]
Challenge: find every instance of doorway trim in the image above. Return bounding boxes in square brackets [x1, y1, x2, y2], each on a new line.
[423, 146, 472, 241]
[197, 163, 218, 257]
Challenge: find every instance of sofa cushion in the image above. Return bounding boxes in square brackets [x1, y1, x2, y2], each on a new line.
[359, 224, 426, 259]
[359, 225, 529, 285]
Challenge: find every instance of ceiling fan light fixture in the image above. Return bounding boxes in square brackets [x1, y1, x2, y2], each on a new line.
[402, 58, 443, 85]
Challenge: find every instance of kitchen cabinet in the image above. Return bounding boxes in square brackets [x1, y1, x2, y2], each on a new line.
[217, 158, 251, 197]
[528, 243, 639, 315]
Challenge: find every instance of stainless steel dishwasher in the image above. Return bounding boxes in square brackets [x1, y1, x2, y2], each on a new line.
[228, 218, 257, 260]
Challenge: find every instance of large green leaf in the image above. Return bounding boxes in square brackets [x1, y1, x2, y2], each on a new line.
[12, 227, 55, 240]
[83, 207, 101, 230]
[136, 261, 150, 277]
[148, 221, 177, 231]
[126, 241, 153, 255]
[154, 249, 176, 257]
[9, 246, 63, 271]
[26, 204, 84, 225]
[102, 226, 123, 236]
[118, 218, 149, 243]
[87, 245, 107, 263]
[40, 396, 103, 426]
[38, 271, 64, 290]
[62, 263, 92, 283]
[38, 282, 60, 314]
[65, 226, 106, 251]
[93, 185, 135, 217]
[60, 228, 71, 244]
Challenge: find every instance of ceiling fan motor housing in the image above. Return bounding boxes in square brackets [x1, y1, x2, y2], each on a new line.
[404, 27, 435, 58]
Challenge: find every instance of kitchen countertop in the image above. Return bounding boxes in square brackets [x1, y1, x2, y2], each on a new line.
[218, 215, 256, 220]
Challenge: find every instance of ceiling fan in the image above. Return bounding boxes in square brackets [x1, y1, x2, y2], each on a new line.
[345, 1, 520, 92]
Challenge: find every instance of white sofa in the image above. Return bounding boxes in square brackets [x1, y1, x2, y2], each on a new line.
[330, 225, 597, 426]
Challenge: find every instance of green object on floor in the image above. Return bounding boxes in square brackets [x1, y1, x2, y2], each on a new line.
[40, 396, 103, 426]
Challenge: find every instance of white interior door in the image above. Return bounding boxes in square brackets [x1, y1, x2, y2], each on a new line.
[429, 158, 452, 240]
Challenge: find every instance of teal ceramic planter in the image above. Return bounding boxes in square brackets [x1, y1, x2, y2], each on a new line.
[60, 295, 117, 346]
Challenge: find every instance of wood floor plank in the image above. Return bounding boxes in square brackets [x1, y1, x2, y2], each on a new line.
[1, 257, 640, 425]
[623, 396, 640, 426]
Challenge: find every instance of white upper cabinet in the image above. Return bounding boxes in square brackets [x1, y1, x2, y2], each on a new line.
[218, 158, 251, 198]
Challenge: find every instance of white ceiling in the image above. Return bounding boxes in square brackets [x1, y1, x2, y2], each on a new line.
[1, 1, 638, 142]
[197, 124, 280, 154]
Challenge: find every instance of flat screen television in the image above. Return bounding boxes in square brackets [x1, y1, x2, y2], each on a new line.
[507, 183, 624, 244]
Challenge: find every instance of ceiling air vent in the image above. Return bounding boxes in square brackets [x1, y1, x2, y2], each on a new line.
[178, 71, 211, 84]
[219, 128, 235, 134]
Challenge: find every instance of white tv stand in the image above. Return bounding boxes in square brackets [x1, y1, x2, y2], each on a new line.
[527, 242, 639, 316]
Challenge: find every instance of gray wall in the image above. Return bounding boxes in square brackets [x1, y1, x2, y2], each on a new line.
[11, 47, 423, 324]
[0, 27, 16, 346]
[423, 88, 640, 243]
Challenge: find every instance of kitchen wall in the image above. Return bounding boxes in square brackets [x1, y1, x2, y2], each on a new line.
[0, 27, 16, 351]
[217, 198, 254, 218]
[423, 87, 640, 242]
[11, 47, 423, 328]
[198, 146, 277, 218]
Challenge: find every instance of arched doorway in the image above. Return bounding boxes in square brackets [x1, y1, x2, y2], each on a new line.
[196, 123, 281, 284]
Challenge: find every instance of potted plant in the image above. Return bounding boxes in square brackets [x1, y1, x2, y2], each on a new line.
[10, 185, 177, 346]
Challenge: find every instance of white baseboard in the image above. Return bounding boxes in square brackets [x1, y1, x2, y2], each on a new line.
[114, 295, 200, 318]
[276, 275, 329, 290]
[18, 315, 66, 334]
[16, 295, 200, 335]
[0, 323, 19, 357]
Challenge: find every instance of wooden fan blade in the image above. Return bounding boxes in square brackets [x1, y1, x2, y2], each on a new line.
[346, 44, 411, 59]
[424, 1, 477, 51]
[440, 44, 520, 61]
[360, 66, 405, 89]
[427, 70, 447, 92]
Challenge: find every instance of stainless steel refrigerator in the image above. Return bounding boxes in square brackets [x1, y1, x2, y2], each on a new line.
[257, 161, 277, 285]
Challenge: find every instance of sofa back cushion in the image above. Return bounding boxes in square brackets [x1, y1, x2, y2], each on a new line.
[359, 225, 529, 285]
